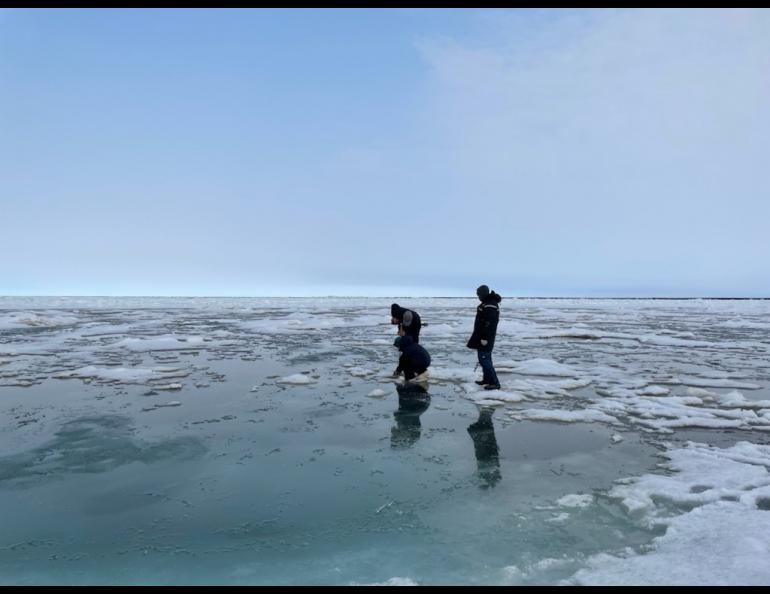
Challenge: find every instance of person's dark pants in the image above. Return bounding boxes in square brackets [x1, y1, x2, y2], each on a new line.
[477, 349, 499, 386]
[401, 356, 427, 381]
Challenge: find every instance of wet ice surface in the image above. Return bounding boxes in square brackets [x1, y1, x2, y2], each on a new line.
[1, 297, 770, 585]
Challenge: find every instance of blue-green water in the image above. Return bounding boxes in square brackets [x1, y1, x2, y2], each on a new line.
[1, 297, 769, 585]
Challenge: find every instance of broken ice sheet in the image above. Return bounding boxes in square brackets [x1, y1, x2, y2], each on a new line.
[0, 296, 768, 585]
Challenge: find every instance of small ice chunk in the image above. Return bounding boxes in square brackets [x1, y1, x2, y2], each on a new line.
[142, 401, 182, 412]
[611, 434, 625, 444]
[718, 390, 748, 407]
[367, 388, 387, 398]
[500, 565, 525, 584]
[474, 398, 506, 407]
[676, 376, 761, 390]
[354, 577, 418, 586]
[638, 385, 670, 396]
[113, 335, 207, 351]
[510, 408, 618, 425]
[276, 374, 316, 385]
[429, 367, 477, 383]
[499, 358, 579, 377]
[556, 493, 594, 508]
[54, 366, 155, 383]
[686, 387, 719, 398]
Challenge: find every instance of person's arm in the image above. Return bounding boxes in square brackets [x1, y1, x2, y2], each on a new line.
[394, 354, 405, 376]
[479, 306, 499, 344]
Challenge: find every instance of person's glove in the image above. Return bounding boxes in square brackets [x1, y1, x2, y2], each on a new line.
[480, 339, 488, 346]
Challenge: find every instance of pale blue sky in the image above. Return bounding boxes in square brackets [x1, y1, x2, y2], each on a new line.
[2, 8, 768, 297]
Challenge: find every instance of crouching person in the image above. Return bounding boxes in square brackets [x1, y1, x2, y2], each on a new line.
[393, 335, 431, 382]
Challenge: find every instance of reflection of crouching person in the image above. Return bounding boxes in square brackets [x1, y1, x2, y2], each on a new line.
[393, 335, 431, 382]
[391, 384, 430, 450]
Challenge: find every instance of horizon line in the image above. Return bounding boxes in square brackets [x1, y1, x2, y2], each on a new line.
[1, 295, 769, 301]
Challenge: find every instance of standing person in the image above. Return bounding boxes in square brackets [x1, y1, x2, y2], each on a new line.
[392, 335, 431, 382]
[390, 303, 422, 344]
[467, 284, 502, 390]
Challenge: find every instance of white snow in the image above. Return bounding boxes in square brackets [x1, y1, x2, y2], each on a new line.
[608, 441, 770, 519]
[429, 367, 478, 383]
[569, 441, 770, 585]
[556, 493, 594, 508]
[501, 557, 575, 584]
[507, 408, 619, 425]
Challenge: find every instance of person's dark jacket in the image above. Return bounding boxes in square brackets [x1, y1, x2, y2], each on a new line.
[395, 335, 431, 373]
[391, 303, 422, 344]
[467, 291, 502, 352]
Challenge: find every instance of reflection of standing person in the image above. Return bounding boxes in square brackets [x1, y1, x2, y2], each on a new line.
[467, 284, 502, 390]
[467, 407, 502, 489]
[393, 335, 431, 382]
[391, 303, 422, 344]
[391, 383, 431, 449]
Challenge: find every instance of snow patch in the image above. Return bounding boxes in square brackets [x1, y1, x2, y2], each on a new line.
[556, 493, 594, 508]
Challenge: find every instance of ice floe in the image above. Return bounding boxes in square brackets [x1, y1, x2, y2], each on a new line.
[276, 374, 317, 385]
[53, 365, 191, 385]
[568, 441, 770, 585]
